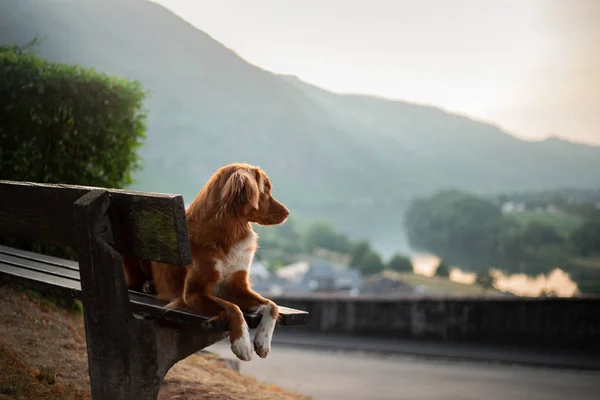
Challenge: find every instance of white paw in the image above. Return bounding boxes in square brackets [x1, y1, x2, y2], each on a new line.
[231, 321, 253, 361]
[253, 305, 277, 358]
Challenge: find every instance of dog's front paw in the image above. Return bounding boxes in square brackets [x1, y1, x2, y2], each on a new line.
[231, 321, 253, 361]
[253, 312, 277, 358]
[253, 325, 272, 358]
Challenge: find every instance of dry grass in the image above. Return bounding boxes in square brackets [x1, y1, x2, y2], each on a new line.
[0, 345, 90, 400]
[0, 283, 308, 400]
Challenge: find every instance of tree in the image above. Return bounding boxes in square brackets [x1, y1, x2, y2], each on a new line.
[349, 240, 384, 275]
[350, 240, 370, 268]
[403, 189, 574, 275]
[521, 221, 563, 249]
[304, 220, 352, 254]
[404, 190, 509, 271]
[255, 217, 304, 257]
[387, 254, 413, 273]
[356, 250, 385, 276]
[569, 221, 600, 257]
[475, 270, 496, 294]
[0, 38, 147, 188]
[435, 259, 450, 278]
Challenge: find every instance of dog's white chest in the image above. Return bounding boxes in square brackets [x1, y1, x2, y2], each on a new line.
[214, 231, 257, 283]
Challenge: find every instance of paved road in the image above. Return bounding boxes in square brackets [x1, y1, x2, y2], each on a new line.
[266, 332, 600, 370]
[205, 337, 600, 400]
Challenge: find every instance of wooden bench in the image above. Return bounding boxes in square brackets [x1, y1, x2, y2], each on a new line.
[0, 180, 309, 399]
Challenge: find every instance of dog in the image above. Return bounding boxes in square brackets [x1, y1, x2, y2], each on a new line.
[122, 162, 289, 361]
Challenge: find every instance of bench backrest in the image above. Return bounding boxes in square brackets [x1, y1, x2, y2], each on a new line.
[0, 180, 190, 265]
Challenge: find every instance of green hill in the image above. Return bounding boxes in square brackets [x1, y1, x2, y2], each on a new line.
[2, 0, 599, 257]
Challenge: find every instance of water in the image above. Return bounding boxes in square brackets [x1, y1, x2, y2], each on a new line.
[411, 253, 579, 297]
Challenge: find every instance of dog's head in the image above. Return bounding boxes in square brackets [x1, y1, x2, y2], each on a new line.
[214, 163, 289, 225]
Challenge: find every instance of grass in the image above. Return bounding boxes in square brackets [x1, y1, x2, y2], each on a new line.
[0, 345, 89, 400]
[22, 288, 83, 315]
[379, 270, 501, 296]
[509, 210, 581, 237]
[571, 256, 600, 270]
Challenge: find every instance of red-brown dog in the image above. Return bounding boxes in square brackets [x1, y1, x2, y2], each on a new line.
[123, 162, 289, 361]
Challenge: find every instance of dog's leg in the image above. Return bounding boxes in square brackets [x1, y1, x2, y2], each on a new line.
[225, 272, 279, 358]
[122, 255, 147, 291]
[184, 290, 253, 361]
[142, 280, 156, 295]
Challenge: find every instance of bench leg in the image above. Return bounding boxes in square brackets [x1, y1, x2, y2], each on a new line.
[75, 190, 136, 399]
[129, 318, 228, 399]
[74, 190, 228, 399]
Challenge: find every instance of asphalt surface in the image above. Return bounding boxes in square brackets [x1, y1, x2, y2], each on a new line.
[268, 331, 600, 371]
[205, 333, 600, 400]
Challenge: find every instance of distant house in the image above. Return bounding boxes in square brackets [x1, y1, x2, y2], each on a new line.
[501, 201, 526, 213]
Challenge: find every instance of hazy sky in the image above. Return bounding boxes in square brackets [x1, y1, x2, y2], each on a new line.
[153, 0, 599, 145]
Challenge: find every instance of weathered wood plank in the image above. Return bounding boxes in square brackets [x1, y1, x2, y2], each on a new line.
[0, 180, 190, 266]
[74, 189, 134, 399]
[0, 244, 310, 329]
[277, 306, 310, 325]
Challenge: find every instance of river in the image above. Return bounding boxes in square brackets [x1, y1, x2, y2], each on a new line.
[410, 253, 579, 297]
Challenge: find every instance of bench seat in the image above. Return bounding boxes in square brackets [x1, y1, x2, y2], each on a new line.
[0, 244, 308, 332]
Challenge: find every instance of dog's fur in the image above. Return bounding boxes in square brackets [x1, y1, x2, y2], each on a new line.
[122, 163, 289, 361]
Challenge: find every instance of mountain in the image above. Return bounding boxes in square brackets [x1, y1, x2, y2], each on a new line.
[2, 0, 599, 258]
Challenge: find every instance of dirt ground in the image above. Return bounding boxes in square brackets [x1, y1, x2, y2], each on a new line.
[0, 283, 308, 400]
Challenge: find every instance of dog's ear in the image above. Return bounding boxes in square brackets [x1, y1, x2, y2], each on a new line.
[221, 169, 260, 210]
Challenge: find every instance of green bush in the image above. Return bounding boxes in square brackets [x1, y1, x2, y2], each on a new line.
[0, 38, 148, 260]
[0, 38, 147, 188]
[434, 259, 450, 278]
[355, 250, 384, 276]
[387, 254, 413, 273]
[569, 221, 600, 257]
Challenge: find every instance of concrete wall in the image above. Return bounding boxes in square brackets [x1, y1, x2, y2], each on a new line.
[271, 295, 600, 352]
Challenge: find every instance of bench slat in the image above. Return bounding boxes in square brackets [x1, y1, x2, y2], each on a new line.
[0, 180, 190, 266]
[0, 251, 80, 280]
[0, 245, 309, 330]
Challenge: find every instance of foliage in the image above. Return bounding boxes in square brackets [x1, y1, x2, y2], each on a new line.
[349, 241, 370, 268]
[387, 254, 413, 273]
[256, 217, 305, 262]
[255, 217, 386, 275]
[475, 270, 496, 293]
[569, 221, 600, 257]
[404, 189, 511, 271]
[569, 258, 600, 295]
[0, 38, 148, 259]
[404, 189, 596, 277]
[509, 210, 581, 238]
[0, 38, 147, 188]
[520, 221, 564, 249]
[435, 260, 450, 278]
[355, 250, 385, 276]
[304, 221, 352, 254]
